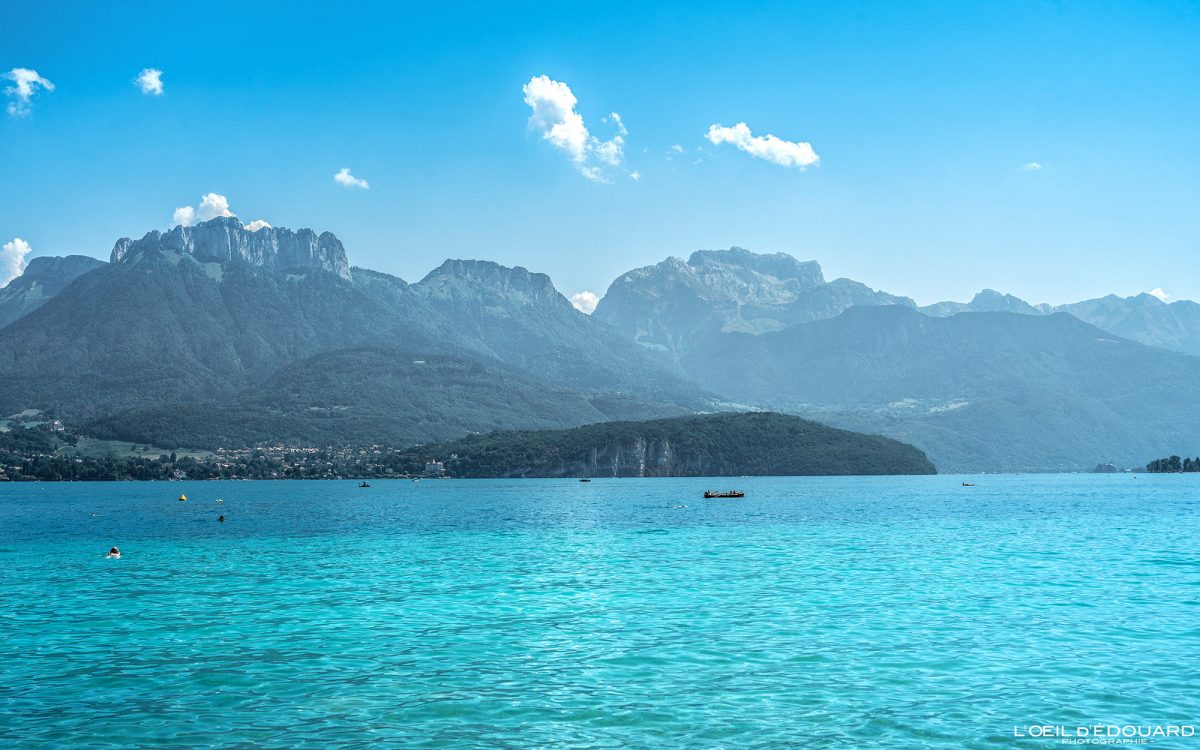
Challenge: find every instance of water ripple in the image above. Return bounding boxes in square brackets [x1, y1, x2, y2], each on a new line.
[1, 475, 1198, 748]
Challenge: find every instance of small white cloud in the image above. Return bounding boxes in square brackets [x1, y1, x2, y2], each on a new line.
[334, 167, 370, 189]
[604, 112, 627, 136]
[522, 75, 628, 182]
[1, 238, 32, 286]
[172, 193, 236, 227]
[629, 170, 641, 181]
[705, 122, 819, 169]
[570, 290, 600, 314]
[243, 220, 272, 232]
[670, 144, 684, 153]
[579, 166, 607, 183]
[4, 68, 55, 117]
[1148, 288, 1169, 301]
[592, 136, 624, 166]
[135, 68, 163, 96]
[172, 206, 196, 227]
[197, 193, 234, 220]
[1021, 162, 1043, 171]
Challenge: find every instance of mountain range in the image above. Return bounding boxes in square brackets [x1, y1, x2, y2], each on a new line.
[0, 218, 704, 445]
[3, 219, 1199, 472]
[595, 248, 1200, 357]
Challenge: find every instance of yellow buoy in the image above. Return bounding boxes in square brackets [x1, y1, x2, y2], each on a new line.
[179, 494, 187, 502]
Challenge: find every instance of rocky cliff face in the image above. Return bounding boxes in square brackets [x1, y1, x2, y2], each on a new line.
[544, 436, 691, 477]
[111, 217, 351, 279]
[594, 247, 911, 355]
[414, 259, 571, 311]
[0, 254, 107, 329]
[687, 247, 826, 304]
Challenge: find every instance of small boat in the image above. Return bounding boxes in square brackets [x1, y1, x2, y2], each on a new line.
[359, 481, 371, 488]
[961, 482, 977, 487]
[704, 490, 745, 498]
[579, 478, 591, 483]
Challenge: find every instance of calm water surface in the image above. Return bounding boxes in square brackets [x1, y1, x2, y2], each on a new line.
[1, 475, 1198, 748]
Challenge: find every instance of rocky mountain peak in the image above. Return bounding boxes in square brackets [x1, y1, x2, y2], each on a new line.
[110, 217, 351, 279]
[677, 248, 826, 307]
[688, 247, 825, 288]
[417, 259, 566, 307]
[16, 255, 106, 284]
[968, 289, 1042, 314]
[0, 254, 108, 329]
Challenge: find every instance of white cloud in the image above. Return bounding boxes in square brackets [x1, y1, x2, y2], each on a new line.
[579, 166, 606, 183]
[570, 290, 600, 314]
[522, 75, 628, 182]
[1, 238, 32, 286]
[670, 144, 684, 153]
[135, 68, 163, 96]
[197, 193, 234, 220]
[334, 167, 370, 189]
[629, 170, 641, 181]
[592, 136, 624, 166]
[1021, 162, 1043, 171]
[4, 68, 55, 116]
[172, 193, 236, 227]
[524, 75, 589, 163]
[172, 206, 196, 227]
[1148, 288, 1169, 301]
[243, 220, 272, 232]
[705, 122, 819, 169]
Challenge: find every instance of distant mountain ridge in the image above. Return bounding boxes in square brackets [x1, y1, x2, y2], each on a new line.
[111, 216, 352, 279]
[0, 219, 708, 449]
[4, 226, 1200, 472]
[595, 248, 911, 355]
[677, 305, 1200, 471]
[594, 246, 1200, 470]
[6, 237, 1195, 359]
[598, 247, 1200, 358]
[919, 289, 1045, 318]
[0, 255, 106, 329]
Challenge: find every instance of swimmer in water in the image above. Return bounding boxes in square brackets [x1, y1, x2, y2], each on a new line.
[218, 515, 225, 522]
[106, 547, 121, 559]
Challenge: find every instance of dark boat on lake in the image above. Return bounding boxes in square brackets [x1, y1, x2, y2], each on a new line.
[359, 481, 371, 488]
[704, 490, 744, 498]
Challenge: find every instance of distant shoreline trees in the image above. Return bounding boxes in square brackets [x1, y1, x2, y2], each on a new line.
[1145, 455, 1200, 473]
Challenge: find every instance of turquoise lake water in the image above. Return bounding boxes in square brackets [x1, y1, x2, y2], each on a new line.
[1, 475, 1198, 748]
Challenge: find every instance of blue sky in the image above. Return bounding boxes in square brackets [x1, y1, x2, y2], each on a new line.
[3, 0, 1199, 306]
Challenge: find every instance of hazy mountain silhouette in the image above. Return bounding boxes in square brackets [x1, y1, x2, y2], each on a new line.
[4, 230, 1199, 470]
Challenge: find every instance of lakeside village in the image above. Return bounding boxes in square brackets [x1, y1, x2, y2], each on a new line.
[0, 411, 450, 481]
[3, 409, 1200, 481]
[2, 442, 450, 482]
